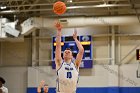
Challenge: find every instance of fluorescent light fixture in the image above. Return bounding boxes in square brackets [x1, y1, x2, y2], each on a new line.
[67, 4, 129, 9]
[69, 0, 72, 2]
[67, 0, 72, 3]
[0, 6, 7, 9]
[94, 4, 116, 7]
[67, 6, 81, 9]
[1, 10, 15, 13]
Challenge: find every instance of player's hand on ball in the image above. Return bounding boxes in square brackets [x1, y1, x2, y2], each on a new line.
[55, 21, 62, 31]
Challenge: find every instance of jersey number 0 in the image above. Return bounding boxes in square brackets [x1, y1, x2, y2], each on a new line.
[67, 72, 72, 78]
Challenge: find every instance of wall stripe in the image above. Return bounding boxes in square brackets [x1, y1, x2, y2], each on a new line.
[27, 87, 140, 93]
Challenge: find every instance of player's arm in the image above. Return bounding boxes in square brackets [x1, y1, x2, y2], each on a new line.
[0, 87, 8, 93]
[0, 89, 2, 93]
[73, 29, 84, 68]
[37, 80, 45, 93]
[55, 21, 62, 69]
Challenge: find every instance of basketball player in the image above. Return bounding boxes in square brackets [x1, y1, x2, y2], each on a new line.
[55, 21, 84, 93]
[37, 80, 49, 93]
[0, 77, 8, 93]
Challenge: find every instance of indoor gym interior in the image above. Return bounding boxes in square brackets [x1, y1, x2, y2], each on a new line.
[0, 0, 140, 93]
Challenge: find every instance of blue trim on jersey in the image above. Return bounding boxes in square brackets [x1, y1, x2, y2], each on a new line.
[77, 74, 80, 83]
[71, 61, 79, 73]
[56, 61, 64, 73]
[56, 61, 64, 92]
[71, 61, 79, 88]
[56, 78, 60, 92]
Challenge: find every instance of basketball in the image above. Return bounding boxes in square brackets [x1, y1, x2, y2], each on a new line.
[53, 1, 66, 15]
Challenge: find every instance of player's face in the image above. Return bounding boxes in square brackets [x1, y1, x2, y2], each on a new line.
[63, 50, 73, 59]
[44, 85, 48, 92]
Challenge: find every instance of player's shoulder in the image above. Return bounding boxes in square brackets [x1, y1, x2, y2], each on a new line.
[56, 60, 65, 71]
[1, 86, 8, 93]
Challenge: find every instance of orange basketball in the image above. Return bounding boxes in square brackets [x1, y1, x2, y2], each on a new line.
[53, 1, 66, 15]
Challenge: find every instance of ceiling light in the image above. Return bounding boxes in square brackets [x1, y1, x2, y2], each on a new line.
[67, 0, 72, 3]
[1, 10, 15, 13]
[67, 4, 129, 9]
[0, 6, 7, 9]
[69, 0, 72, 2]
[95, 4, 116, 7]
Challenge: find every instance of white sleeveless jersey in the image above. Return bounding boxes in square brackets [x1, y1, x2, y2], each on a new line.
[56, 61, 79, 93]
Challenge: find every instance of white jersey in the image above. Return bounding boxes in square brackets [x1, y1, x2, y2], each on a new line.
[56, 61, 79, 93]
[0, 86, 8, 93]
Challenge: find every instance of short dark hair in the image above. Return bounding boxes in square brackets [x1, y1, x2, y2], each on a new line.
[65, 48, 73, 56]
[0, 77, 5, 84]
[65, 48, 72, 51]
[44, 84, 48, 86]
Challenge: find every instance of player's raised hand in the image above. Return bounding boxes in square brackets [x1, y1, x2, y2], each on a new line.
[73, 28, 77, 40]
[55, 21, 62, 31]
[40, 80, 45, 87]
